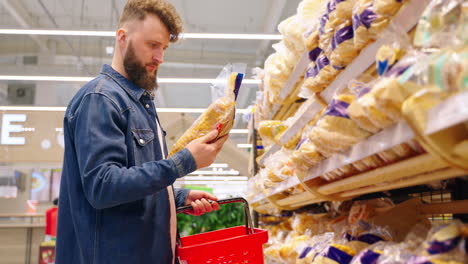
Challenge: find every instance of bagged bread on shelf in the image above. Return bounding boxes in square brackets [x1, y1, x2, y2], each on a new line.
[300, 61, 320, 97]
[298, 0, 328, 27]
[296, 232, 335, 264]
[263, 150, 295, 185]
[375, 26, 411, 76]
[330, 20, 360, 69]
[169, 64, 244, 156]
[308, 53, 341, 92]
[309, 93, 371, 156]
[318, 1, 337, 56]
[278, 234, 311, 264]
[278, 15, 306, 55]
[347, 82, 382, 133]
[350, 241, 391, 264]
[329, 0, 357, 27]
[291, 138, 325, 174]
[312, 243, 357, 263]
[298, 0, 327, 51]
[258, 120, 288, 146]
[369, 51, 422, 122]
[353, 0, 405, 50]
[419, 220, 468, 263]
[414, 0, 467, 49]
[264, 42, 299, 104]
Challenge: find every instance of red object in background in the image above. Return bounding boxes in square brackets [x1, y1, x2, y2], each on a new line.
[39, 245, 55, 264]
[45, 207, 58, 237]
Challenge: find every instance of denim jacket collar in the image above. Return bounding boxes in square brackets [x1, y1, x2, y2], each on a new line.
[100, 64, 149, 101]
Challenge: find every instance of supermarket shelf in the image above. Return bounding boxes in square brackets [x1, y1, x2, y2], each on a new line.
[278, 98, 323, 145]
[270, 176, 300, 196]
[340, 167, 466, 198]
[257, 0, 430, 165]
[251, 91, 468, 210]
[425, 91, 468, 135]
[304, 121, 414, 182]
[258, 144, 280, 166]
[268, 51, 310, 120]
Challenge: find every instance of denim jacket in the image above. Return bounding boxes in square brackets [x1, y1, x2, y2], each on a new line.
[55, 64, 197, 264]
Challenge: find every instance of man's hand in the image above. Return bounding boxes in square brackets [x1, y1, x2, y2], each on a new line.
[185, 129, 229, 169]
[185, 190, 220, 216]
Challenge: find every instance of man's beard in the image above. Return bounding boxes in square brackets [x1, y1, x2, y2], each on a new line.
[123, 42, 158, 91]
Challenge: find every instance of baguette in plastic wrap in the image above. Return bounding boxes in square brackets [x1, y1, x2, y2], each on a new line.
[169, 65, 244, 156]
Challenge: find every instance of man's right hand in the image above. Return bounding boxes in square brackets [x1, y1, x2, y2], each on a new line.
[185, 129, 229, 169]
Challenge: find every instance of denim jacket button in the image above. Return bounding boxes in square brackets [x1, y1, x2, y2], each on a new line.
[139, 139, 145, 144]
[145, 104, 150, 109]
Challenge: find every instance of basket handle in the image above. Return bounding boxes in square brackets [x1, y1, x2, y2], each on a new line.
[176, 197, 255, 247]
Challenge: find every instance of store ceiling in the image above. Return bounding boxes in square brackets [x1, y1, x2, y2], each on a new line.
[0, 0, 302, 171]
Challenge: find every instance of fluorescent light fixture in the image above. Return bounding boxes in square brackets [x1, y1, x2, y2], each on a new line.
[188, 170, 240, 176]
[0, 75, 260, 84]
[174, 181, 247, 185]
[180, 33, 282, 40]
[0, 106, 250, 114]
[229, 129, 248, 134]
[237, 144, 252, 149]
[209, 163, 229, 168]
[0, 106, 67, 111]
[180, 176, 248, 181]
[0, 29, 282, 40]
[0, 29, 115, 36]
[0, 76, 92, 82]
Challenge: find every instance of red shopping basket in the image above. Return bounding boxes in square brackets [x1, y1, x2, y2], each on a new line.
[176, 197, 268, 264]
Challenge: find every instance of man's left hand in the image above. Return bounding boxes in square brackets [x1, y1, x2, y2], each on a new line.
[185, 190, 220, 216]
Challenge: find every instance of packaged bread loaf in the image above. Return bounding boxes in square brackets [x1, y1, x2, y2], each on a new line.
[329, 0, 357, 27]
[169, 64, 244, 156]
[309, 94, 371, 157]
[278, 15, 306, 54]
[318, 1, 337, 56]
[258, 120, 288, 146]
[353, 0, 405, 50]
[309, 53, 341, 92]
[414, 0, 467, 49]
[330, 20, 360, 68]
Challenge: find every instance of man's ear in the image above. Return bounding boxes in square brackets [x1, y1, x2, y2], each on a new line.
[116, 28, 128, 48]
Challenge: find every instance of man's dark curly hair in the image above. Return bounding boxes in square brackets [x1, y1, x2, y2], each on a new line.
[119, 0, 183, 42]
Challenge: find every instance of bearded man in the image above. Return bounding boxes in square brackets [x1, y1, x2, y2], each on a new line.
[55, 1, 227, 263]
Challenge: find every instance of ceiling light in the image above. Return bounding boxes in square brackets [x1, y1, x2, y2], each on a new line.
[0, 29, 282, 40]
[229, 129, 248, 134]
[0, 106, 249, 113]
[174, 181, 247, 186]
[237, 144, 252, 149]
[180, 33, 282, 40]
[180, 176, 248, 181]
[0, 75, 260, 84]
[209, 163, 229, 168]
[188, 170, 240, 176]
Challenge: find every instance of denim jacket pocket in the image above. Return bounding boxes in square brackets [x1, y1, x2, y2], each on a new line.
[131, 129, 155, 165]
[131, 129, 155, 146]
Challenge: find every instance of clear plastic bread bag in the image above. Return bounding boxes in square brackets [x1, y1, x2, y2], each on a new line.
[414, 0, 467, 49]
[353, 0, 406, 51]
[169, 63, 245, 156]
